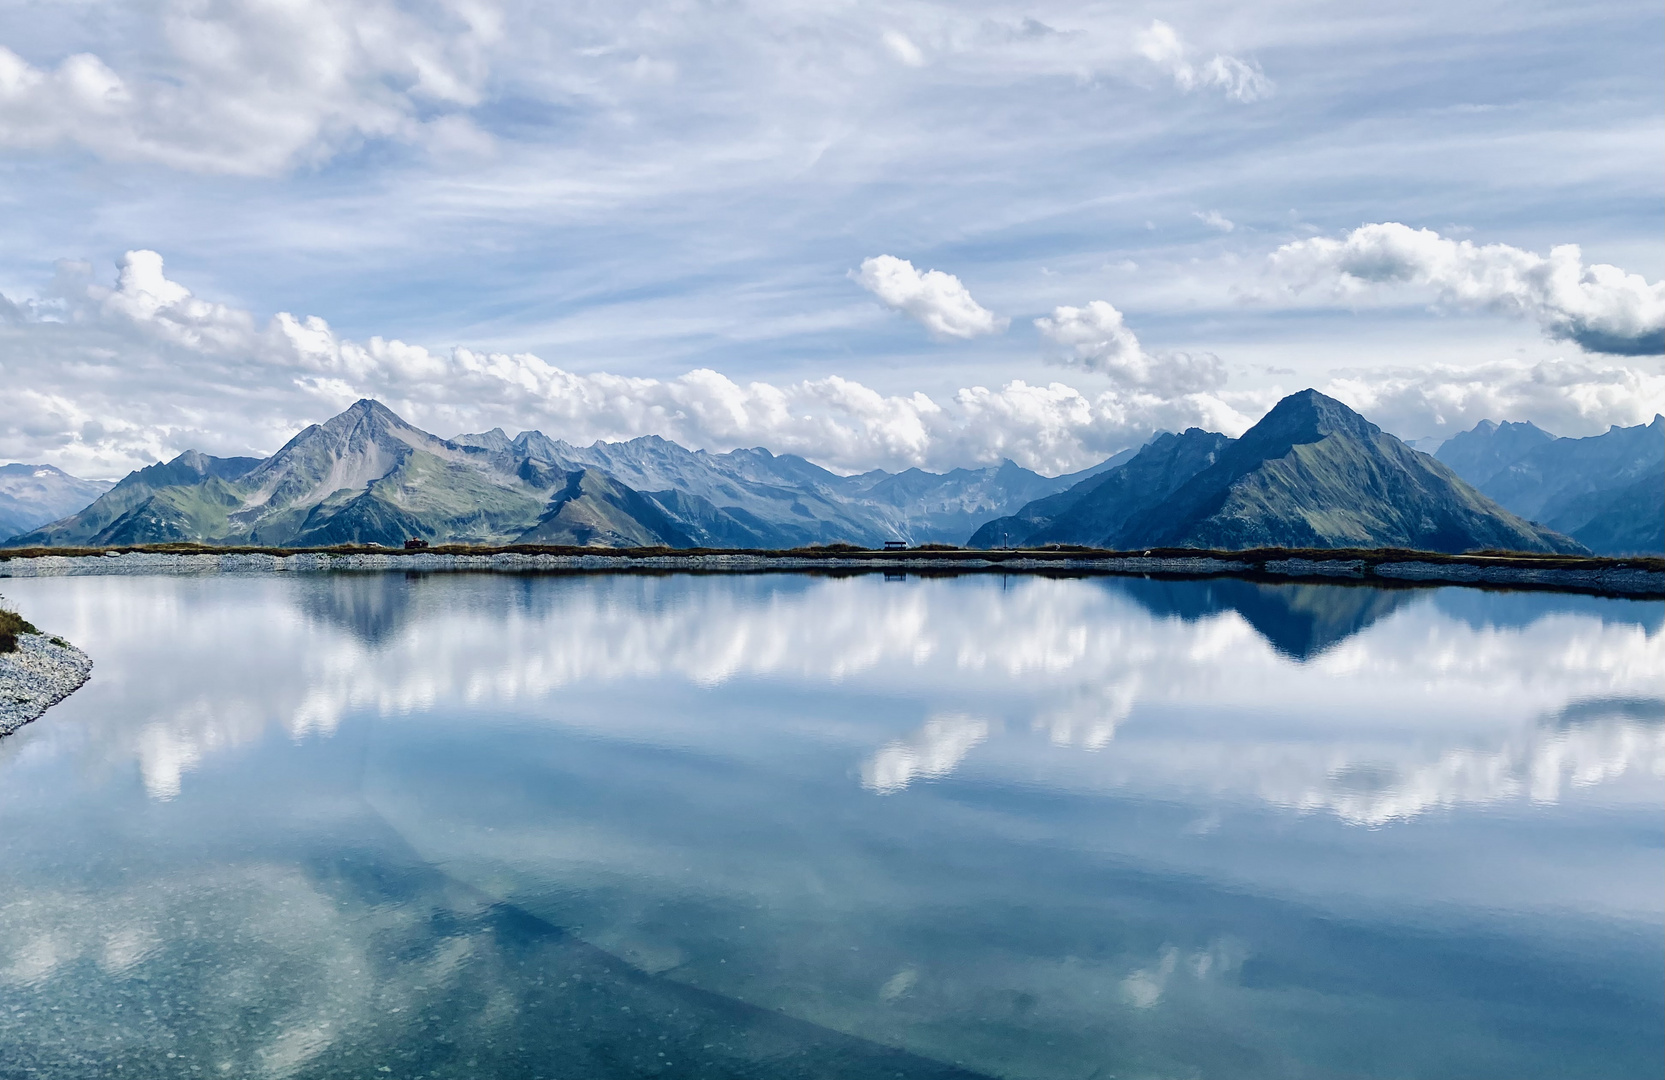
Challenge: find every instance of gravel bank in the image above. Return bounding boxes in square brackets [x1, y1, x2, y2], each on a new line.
[0, 615, 92, 737]
[1, 549, 1659, 596]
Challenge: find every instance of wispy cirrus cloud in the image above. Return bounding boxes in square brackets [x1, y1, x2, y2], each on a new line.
[0, 0, 500, 175]
[1136, 20, 1272, 102]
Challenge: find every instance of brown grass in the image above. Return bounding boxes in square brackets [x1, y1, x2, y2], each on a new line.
[0, 608, 37, 654]
[1, 540, 1660, 573]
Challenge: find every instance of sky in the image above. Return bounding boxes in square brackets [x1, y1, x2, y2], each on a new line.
[0, 0, 1661, 479]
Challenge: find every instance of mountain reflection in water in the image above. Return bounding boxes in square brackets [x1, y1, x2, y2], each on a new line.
[0, 571, 1659, 1080]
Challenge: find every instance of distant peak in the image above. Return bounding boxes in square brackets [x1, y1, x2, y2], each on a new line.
[323, 398, 415, 432]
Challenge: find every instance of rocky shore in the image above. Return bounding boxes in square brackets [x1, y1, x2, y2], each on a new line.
[0, 610, 92, 737]
[1, 547, 1660, 597]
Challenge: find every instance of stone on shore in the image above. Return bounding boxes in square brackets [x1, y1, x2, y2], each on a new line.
[0, 610, 92, 737]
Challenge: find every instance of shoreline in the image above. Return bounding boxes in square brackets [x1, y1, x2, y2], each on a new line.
[0, 626, 92, 738]
[1, 545, 1661, 597]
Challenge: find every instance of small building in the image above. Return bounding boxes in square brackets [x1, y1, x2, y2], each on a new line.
[404, 538, 430, 550]
[883, 540, 907, 550]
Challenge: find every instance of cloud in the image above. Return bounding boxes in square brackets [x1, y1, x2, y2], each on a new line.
[5, 249, 1657, 481]
[0, 4, 1283, 181]
[852, 255, 1007, 340]
[1323, 356, 1665, 441]
[0, 0, 500, 175]
[1194, 210, 1234, 232]
[0, 251, 1246, 478]
[1136, 21, 1272, 102]
[881, 30, 926, 67]
[1270, 223, 1665, 356]
[1034, 301, 1226, 394]
[19, 561, 1657, 828]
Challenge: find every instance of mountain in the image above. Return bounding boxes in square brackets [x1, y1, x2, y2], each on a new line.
[0, 464, 114, 542]
[9, 400, 1099, 550]
[973, 390, 1584, 554]
[518, 469, 696, 547]
[1560, 474, 1664, 555]
[1117, 390, 1583, 553]
[12, 450, 263, 546]
[1435, 416, 1663, 555]
[968, 432, 1223, 548]
[476, 430, 1100, 547]
[1433, 420, 1556, 488]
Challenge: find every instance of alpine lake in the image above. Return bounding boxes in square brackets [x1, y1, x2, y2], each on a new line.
[0, 569, 1659, 1080]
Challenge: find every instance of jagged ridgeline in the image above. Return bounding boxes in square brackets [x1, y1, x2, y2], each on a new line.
[11, 391, 1647, 553]
[1434, 414, 1664, 556]
[969, 390, 1595, 555]
[8, 400, 1102, 549]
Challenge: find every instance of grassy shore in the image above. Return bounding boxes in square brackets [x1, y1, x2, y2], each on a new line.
[0, 607, 35, 654]
[1, 541, 1660, 573]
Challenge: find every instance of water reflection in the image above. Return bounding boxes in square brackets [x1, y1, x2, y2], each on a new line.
[0, 572, 1658, 1079]
[292, 571, 420, 644]
[1116, 576, 1418, 659]
[13, 572, 1655, 819]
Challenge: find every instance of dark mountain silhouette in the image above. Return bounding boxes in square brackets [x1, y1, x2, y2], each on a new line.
[1110, 576, 1417, 660]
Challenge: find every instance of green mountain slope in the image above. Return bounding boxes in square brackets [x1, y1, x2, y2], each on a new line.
[11, 401, 555, 548]
[966, 434, 1220, 548]
[1119, 390, 1585, 554]
[13, 399, 1107, 550]
[1565, 474, 1665, 555]
[11, 450, 262, 546]
[515, 470, 694, 547]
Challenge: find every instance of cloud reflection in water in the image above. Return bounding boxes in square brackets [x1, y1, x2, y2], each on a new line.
[1, 571, 1659, 822]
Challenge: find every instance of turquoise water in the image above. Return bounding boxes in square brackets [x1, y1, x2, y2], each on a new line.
[0, 571, 1659, 1079]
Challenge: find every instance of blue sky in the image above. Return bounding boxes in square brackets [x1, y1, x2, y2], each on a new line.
[0, 0, 1660, 477]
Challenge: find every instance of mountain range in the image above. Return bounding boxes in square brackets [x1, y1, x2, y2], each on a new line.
[5, 400, 1105, 549]
[968, 390, 1587, 554]
[1434, 415, 1663, 555]
[6, 392, 1656, 555]
[0, 464, 114, 542]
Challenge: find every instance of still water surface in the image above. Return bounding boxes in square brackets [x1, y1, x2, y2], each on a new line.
[0, 571, 1660, 1079]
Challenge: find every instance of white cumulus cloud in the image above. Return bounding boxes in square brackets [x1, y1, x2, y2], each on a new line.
[852, 255, 1008, 340]
[1270, 223, 1665, 356]
[5, 250, 1657, 481]
[0, 251, 1245, 478]
[1323, 357, 1665, 442]
[1035, 301, 1225, 395]
[1136, 21, 1272, 102]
